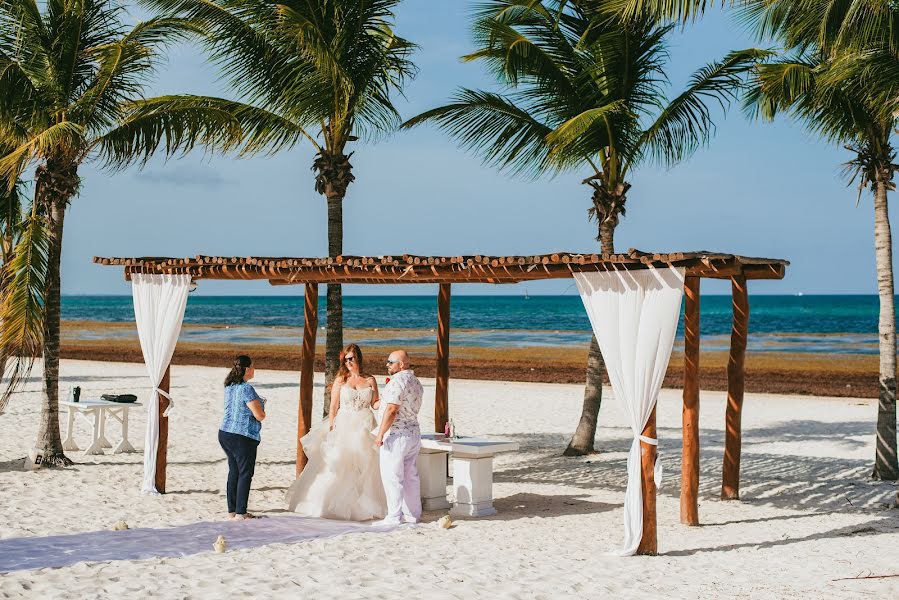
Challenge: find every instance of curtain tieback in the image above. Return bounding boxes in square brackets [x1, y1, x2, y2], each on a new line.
[154, 387, 174, 417]
[635, 435, 663, 489]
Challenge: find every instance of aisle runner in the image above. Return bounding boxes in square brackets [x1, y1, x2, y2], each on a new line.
[0, 516, 399, 573]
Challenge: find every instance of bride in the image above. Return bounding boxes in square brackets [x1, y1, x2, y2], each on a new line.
[286, 344, 387, 520]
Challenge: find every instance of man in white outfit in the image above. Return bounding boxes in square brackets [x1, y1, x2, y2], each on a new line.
[374, 350, 423, 525]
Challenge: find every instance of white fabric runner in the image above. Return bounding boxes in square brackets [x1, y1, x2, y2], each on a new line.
[131, 273, 191, 494]
[0, 516, 400, 573]
[574, 267, 685, 556]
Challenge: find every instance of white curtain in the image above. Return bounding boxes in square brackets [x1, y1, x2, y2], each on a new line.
[574, 267, 685, 556]
[131, 273, 191, 494]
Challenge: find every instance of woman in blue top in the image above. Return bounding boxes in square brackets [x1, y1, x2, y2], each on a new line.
[219, 355, 266, 520]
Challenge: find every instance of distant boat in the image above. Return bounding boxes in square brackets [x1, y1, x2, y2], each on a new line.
[524, 288, 530, 300]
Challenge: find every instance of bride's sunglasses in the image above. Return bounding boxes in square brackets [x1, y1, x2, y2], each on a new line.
[344, 355, 356, 363]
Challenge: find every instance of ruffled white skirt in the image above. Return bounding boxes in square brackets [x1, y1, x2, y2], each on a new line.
[286, 407, 387, 521]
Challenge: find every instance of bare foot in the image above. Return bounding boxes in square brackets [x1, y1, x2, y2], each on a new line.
[226, 513, 236, 520]
[231, 513, 256, 520]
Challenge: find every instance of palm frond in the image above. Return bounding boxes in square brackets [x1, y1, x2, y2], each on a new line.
[94, 95, 314, 168]
[639, 47, 772, 167]
[402, 88, 556, 177]
[545, 100, 630, 161]
[0, 122, 86, 190]
[743, 56, 819, 121]
[816, 47, 899, 124]
[604, 0, 732, 23]
[140, 0, 417, 148]
[73, 17, 205, 133]
[0, 201, 48, 415]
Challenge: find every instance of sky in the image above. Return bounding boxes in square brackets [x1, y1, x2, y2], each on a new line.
[63, 2, 896, 296]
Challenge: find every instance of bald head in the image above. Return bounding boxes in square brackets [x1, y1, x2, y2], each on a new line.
[387, 350, 410, 374]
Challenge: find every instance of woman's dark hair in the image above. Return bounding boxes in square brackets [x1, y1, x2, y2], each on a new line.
[225, 355, 252, 387]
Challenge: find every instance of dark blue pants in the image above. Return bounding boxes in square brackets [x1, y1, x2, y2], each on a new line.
[218, 430, 259, 515]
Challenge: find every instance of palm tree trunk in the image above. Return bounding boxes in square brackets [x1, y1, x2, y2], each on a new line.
[564, 216, 614, 456]
[872, 175, 899, 480]
[314, 149, 354, 419]
[564, 334, 605, 455]
[34, 179, 74, 467]
[325, 192, 343, 418]
[599, 220, 615, 255]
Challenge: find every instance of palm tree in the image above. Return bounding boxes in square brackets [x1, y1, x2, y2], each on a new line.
[140, 0, 417, 409]
[743, 8, 899, 481]
[613, 0, 899, 480]
[0, 0, 280, 465]
[404, 0, 765, 455]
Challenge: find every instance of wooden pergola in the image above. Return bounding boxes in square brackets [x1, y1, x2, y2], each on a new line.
[95, 249, 788, 554]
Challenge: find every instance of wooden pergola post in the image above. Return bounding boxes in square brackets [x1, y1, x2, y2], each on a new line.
[296, 283, 318, 477]
[722, 274, 749, 500]
[155, 365, 170, 493]
[681, 276, 701, 525]
[435, 283, 451, 433]
[635, 406, 658, 555]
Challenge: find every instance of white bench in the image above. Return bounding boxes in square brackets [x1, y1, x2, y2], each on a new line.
[418, 432, 519, 517]
[61, 400, 143, 456]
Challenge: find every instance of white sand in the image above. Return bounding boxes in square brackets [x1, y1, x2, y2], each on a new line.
[1, 359, 897, 599]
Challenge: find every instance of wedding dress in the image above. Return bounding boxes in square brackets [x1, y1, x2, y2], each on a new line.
[286, 385, 387, 521]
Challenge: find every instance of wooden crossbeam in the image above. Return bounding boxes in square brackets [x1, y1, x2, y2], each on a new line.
[104, 254, 788, 285]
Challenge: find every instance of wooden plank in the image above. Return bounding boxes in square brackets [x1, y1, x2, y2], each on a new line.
[155, 365, 170, 494]
[435, 283, 451, 433]
[296, 283, 318, 477]
[741, 264, 786, 280]
[722, 275, 749, 500]
[681, 275, 701, 526]
[635, 407, 658, 555]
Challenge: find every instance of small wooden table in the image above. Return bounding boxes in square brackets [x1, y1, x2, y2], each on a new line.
[419, 433, 519, 517]
[61, 400, 143, 456]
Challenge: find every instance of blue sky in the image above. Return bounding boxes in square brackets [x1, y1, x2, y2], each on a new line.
[68, 2, 894, 296]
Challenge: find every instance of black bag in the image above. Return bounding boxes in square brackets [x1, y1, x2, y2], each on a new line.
[101, 393, 138, 403]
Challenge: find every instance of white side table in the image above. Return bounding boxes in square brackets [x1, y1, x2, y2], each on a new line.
[420, 433, 519, 517]
[418, 436, 452, 511]
[61, 400, 143, 456]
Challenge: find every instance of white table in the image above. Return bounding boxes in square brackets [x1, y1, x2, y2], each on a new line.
[61, 400, 143, 456]
[418, 433, 519, 517]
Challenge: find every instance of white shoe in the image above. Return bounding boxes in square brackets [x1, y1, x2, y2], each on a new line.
[372, 518, 401, 527]
[401, 517, 420, 524]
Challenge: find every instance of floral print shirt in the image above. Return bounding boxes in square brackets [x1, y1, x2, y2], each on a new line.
[381, 369, 423, 440]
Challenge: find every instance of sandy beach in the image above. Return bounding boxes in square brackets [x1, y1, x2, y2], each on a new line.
[0, 359, 897, 598]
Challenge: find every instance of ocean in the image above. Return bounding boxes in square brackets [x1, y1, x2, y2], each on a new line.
[62, 295, 891, 355]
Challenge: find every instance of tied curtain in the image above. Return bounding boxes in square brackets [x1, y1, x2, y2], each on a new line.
[574, 267, 685, 556]
[131, 273, 191, 494]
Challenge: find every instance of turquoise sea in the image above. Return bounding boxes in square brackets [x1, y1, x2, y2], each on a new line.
[62, 295, 892, 355]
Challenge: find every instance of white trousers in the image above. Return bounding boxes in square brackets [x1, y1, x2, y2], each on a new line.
[379, 433, 422, 523]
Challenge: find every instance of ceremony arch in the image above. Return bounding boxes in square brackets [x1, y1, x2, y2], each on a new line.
[95, 249, 788, 554]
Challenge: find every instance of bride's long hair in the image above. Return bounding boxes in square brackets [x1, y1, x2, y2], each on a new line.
[337, 343, 369, 381]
